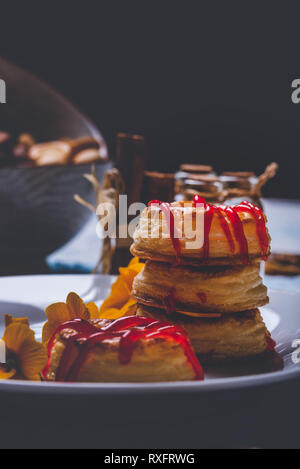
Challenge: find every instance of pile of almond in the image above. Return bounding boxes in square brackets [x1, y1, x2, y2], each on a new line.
[0, 131, 107, 167]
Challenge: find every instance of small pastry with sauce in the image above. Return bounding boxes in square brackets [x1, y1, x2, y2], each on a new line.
[136, 306, 274, 360]
[132, 261, 268, 315]
[43, 316, 204, 382]
[130, 200, 271, 266]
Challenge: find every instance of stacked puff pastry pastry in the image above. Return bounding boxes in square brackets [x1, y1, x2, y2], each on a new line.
[131, 199, 275, 361]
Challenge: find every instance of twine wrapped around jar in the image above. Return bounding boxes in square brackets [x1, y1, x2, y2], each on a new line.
[74, 165, 125, 274]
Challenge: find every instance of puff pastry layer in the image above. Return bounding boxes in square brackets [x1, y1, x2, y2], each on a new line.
[130, 202, 271, 265]
[137, 306, 270, 360]
[132, 261, 268, 315]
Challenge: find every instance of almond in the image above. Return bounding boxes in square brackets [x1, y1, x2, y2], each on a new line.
[29, 141, 72, 165]
[70, 136, 100, 156]
[72, 148, 101, 165]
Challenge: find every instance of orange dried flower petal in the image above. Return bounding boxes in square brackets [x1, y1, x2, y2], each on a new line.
[99, 257, 143, 319]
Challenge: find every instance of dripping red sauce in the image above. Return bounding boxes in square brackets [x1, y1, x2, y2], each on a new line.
[43, 317, 204, 382]
[149, 198, 269, 265]
[163, 287, 177, 314]
[266, 335, 276, 351]
[235, 201, 270, 260]
[148, 200, 181, 263]
[192, 196, 240, 260]
[215, 209, 235, 253]
[197, 292, 207, 304]
[223, 206, 249, 264]
[193, 195, 206, 205]
[193, 196, 210, 258]
[42, 319, 97, 378]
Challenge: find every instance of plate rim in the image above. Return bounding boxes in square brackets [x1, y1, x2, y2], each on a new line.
[0, 366, 299, 394]
[0, 274, 299, 394]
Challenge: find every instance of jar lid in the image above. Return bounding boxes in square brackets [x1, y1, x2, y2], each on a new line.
[221, 171, 255, 178]
[184, 174, 219, 183]
[184, 178, 222, 194]
[179, 164, 213, 173]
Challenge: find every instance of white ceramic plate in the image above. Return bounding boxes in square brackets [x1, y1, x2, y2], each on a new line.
[0, 274, 299, 394]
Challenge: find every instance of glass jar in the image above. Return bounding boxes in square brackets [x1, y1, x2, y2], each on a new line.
[219, 171, 263, 209]
[176, 174, 223, 203]
[174, 164, 215, 200]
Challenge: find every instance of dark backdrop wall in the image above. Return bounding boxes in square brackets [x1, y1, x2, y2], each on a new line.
[1, 0, 300, 198]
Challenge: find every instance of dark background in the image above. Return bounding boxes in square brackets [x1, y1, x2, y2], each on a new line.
[1, 0, 300, 198]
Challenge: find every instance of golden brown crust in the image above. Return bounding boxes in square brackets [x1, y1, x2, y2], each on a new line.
[131, 203, 271, 265]
[46, 319, 197, 383]
[133, 291, 269, 315]
[132, 261, 269, 315]
[130, 245, 267, 266]
[137, 306, 269, 361]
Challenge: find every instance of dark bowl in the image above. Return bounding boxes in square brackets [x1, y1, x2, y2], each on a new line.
[0, 57, 110, 269]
